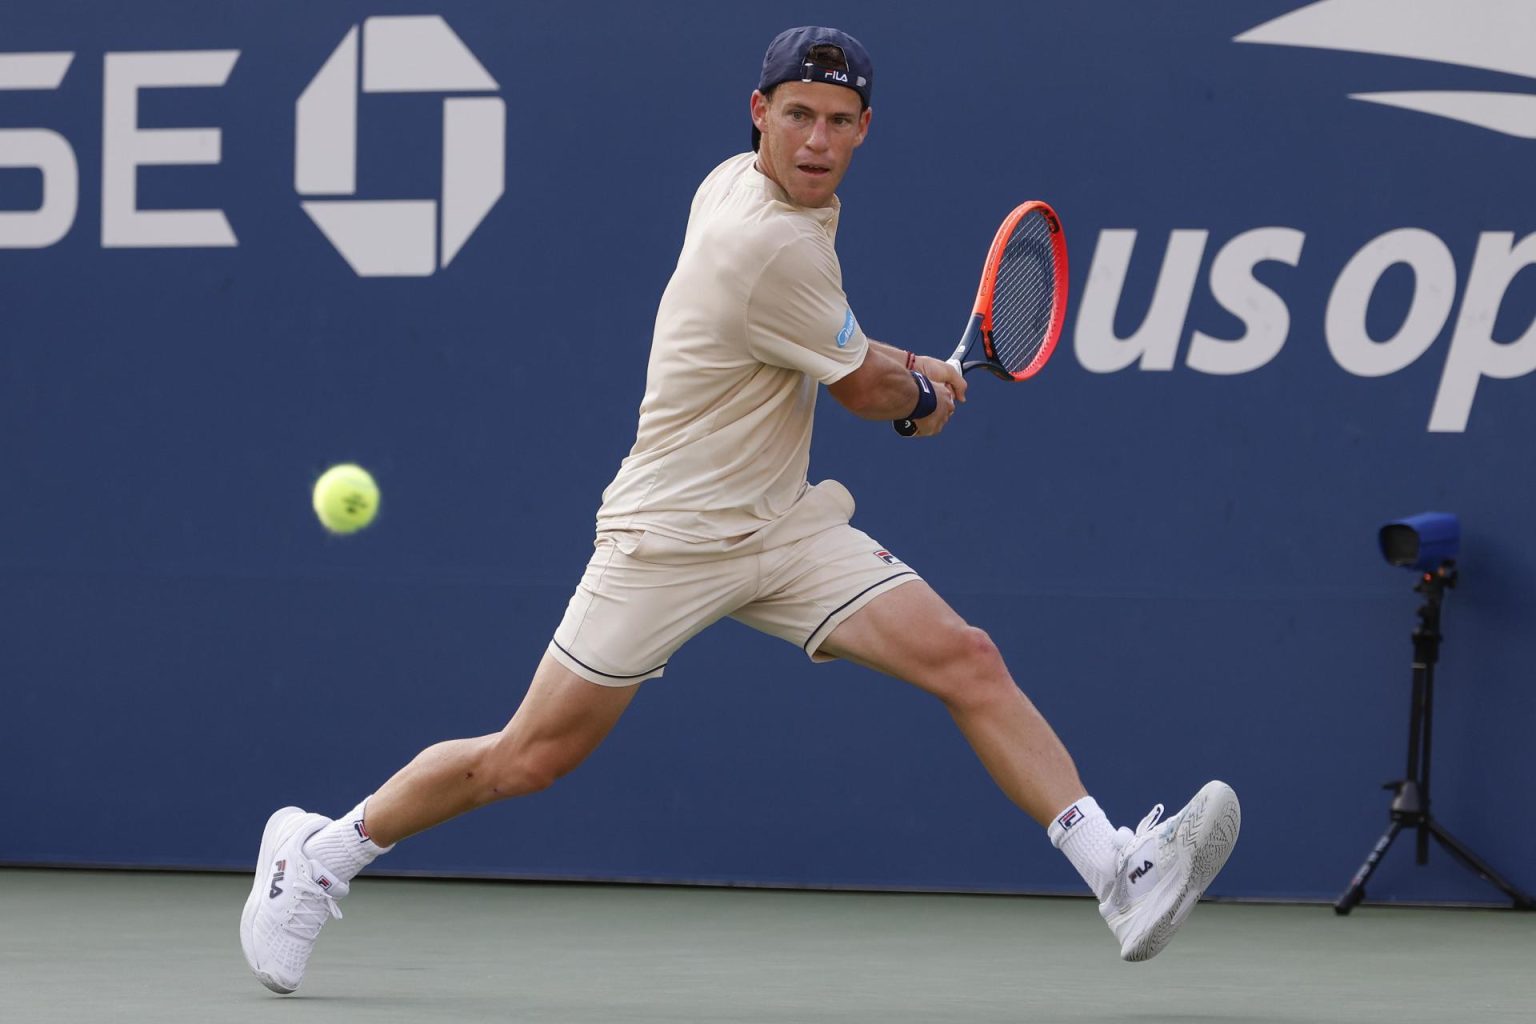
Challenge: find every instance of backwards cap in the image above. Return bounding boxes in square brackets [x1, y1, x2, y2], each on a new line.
[753, 26, 873, 150]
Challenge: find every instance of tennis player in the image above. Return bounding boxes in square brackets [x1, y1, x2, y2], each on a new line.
[242, 26, 1240, 993]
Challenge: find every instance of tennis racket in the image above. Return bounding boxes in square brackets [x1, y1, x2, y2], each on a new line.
[895, 200, 1068, 435]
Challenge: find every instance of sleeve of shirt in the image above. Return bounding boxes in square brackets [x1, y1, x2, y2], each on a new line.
[744, 232, 869, 384]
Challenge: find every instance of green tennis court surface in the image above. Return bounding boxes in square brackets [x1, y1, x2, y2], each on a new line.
[2, 869, 1531, 1022]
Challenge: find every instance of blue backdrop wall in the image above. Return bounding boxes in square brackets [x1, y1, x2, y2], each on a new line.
[3, 0, 1533, 904]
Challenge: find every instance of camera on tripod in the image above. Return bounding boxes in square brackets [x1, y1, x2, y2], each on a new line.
[1378, 511, 1459, 573]
[1335, 512, 1533, 914]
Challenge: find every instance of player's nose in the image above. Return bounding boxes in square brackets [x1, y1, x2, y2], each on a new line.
[805, 118, 832, 150]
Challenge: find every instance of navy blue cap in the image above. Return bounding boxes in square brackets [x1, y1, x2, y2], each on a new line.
[757, 26, 873, 107]
[753, 27, 872, 150]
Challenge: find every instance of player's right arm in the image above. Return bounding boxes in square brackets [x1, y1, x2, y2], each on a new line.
[744, 232, 956, 435]
[827, 343, 956, 435]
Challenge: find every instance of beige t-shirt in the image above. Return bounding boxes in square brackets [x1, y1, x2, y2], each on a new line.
[595, 153, 869, 548]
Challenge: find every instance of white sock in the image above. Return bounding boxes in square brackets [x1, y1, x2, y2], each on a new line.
[301, 797, 393, 883]
[1048, 796, 1122, 902]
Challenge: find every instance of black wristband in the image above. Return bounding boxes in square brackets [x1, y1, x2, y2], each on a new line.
[907, 370, 938, 420]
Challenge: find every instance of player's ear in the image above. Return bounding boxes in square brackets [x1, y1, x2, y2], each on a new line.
[750, 90, 770, 134]
[853, 106, 871, 147]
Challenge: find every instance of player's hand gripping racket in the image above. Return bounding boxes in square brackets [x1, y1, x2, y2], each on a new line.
[895, 201, 1068, 435]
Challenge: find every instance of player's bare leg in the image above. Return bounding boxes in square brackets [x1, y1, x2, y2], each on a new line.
[242, 653, 637, 992]
[819, 579, 1239, 961]
[365, 654, 639, 845]
[817, 579, 1086, 825]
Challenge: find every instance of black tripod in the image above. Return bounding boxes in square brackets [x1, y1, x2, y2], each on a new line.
[1335, 561, 1534, 913]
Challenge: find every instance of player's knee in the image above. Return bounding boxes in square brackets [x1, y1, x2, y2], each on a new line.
[932, 626, 1013, 708]
[480, 738, 576, 800]
[955, 624, 1006, 676]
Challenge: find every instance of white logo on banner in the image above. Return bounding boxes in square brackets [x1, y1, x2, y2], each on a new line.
[1236, 0, 1536, 140]
[295, 16, 505, 277]
[1072, 0, 1536, 433]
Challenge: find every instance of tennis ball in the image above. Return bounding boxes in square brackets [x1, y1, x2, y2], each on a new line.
[312, 463, 379, 534]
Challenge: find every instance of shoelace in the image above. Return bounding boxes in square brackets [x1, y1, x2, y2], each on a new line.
[1113, 805, 1169, 848]
[286, 870, 343, 940]
[1135, 803, 1165, 837]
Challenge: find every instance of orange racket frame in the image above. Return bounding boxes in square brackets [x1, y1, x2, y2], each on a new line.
[894, 201, 1068, 434]
[964, 199, 1068, 382]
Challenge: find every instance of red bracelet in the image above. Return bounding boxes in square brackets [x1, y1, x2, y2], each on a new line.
[905, 350, 916, 370]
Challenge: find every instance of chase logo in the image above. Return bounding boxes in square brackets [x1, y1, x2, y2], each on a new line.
[297, 16, 505, 277]
[837, 308, 857, 348]
[1236, 0, 1536, 140]
[0, 15, 504, 278]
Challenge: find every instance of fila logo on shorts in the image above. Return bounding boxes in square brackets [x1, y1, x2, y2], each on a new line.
[1057, 805, 1085, 831]
[874, 550, 902, 565]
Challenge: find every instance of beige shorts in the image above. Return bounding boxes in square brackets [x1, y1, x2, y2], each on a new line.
[549, 488, 921, 686]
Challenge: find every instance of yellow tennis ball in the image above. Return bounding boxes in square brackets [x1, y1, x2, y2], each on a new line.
[312, 463, 379, 534]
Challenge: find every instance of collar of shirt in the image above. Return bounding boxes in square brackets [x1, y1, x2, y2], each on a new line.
[745, 157, 842, 230]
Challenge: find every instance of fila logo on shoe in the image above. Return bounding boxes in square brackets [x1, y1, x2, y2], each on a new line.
[1128, 859, 1155, 886]
[269, 859, 287, 899]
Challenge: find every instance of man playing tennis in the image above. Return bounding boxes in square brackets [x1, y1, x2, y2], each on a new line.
[242, 26, 1240, 993]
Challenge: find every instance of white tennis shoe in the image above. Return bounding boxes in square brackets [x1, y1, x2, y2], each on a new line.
[1100, 780, 1241, 962]
[239, 806, 348, 994]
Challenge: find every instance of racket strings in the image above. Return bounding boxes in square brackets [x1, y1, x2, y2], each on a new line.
[989, 212, 1057, 375]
